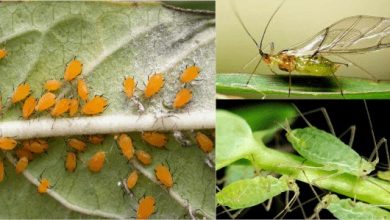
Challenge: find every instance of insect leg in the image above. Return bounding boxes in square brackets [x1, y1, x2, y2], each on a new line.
[245, 57, 263, 85]
[337, 125, 356, 147]
[330, 72, 344, 97]
[288, 71, 291, 97]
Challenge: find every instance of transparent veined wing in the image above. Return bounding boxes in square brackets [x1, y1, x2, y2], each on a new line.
[284, 15, 390, 56]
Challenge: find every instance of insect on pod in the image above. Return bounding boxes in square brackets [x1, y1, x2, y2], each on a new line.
[127, 170, 138, 190]
[154, 163, 173, 188]
[117, 133, 134, 160]
[310, 194, 390, 219]
[137, 195, 156, 220]
[135, 150, 152, 165]
[0, 48, 7, 59]
[180, 65, 200, 83]
[67, 138, 86, 152]
[43, 80, 62, 92]
[51, 98, 71, 117]
[15, 156, 28, 174]
[0, 137, 17, 150]
[24, 139, 49, 154]
[88, 151, 106, 173]
[38, 178, 51, 194]
[64, 58, 82, 81]
[16, 147, 34, 161]
[12, 82, 31, 104]
[123, 76, 136, 98]
[172, 88, 192, 109]
[77, 79, 89, 101]
[35, 92, 56, 112]
[65, 152, 77, 173]
[195, 132, 214, 153]
[144, 73, 164, 98]
[0, 160, 4, 182]
[81, 95, 108, 115]
[141, 132, 168, 149]
[68, 98, 79, 117]
[232, 1, 390, 96]
[87, 135, 105, 145]
[22, 96, 36, 119]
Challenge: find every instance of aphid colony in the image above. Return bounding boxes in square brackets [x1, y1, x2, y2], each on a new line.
[0, 130, 214, 219]
[0, 57, 210, 218]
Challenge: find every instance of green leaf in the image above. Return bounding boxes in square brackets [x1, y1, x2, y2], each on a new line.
[224, 159, 255, 186]
[216, 110, 258, 170]
[217, 73, 390, 99]
[0, 1, 214, 219]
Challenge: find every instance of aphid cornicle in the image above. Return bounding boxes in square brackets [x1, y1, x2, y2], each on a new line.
[67, 138, 86, 152]
[141, 132, 168, 149]
[117, 133, 134, 160]
[0, 137, 17, 150]
[123, 76, 136, 98]
[12, 82, 31, 104]
[65, 152, 77, 172]
[233, 2, 390, 96]
[43, 80, 62, 92]
[137, 195, 156, 220]
[88, 151, 105, 173]
[38, 178, 50, 193]
[180, 65, 200, 83]
[127, 170, 138, 190]
[0, 48, 7, 59]
[22, 96, 36, 119]
[173, 88, 192, 109]
[35, 92, 56, 112]
[51, 98, 71, 117]
[64, 58, 82, 81]
[154, 164, 173, 188]
[135, 150, 152, 165]
[77, 79, 89, 101]
[195, 132, 214, 153]
[144, 73, 164, 98]
[68, 98, 79, 117]
[81, 95, 108, 115]
[15, 156, 28, 174]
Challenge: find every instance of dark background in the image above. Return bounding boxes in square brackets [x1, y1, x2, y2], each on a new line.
[217, 100, 390, 219]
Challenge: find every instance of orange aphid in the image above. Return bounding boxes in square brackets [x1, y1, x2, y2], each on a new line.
[135, 150, 152, 165]
[155, 164, 173, 188]
[77, 79, 89, 101]
[64, 58, 82, 81]
[15, 156, 28, 174]
[88, 151, 105, 173]
[22, 95, 36, 119]
[65, 152, 77, 172]
[0, 160, 4, 182]
[141, 132, 168, 148]
[25, 139, 49, 154]
[36, 92, 56, 112]
[38, 178, 50, 193]
[0, 49, 7, 59]
[123, 76, 136, 98]
[69, 98, 79, 117]
[67, 138, 86, 152]
[195, 132, 214, 153]
[144, 73, 164, 98]
[173, 88, 192, 109]
[51, 98, 70, 117]
[127, 170, 138, 190]
[137, 196, 156, 220]
[88, 135, 105, 145]
[0, 137, 17, 150]
[12, 82, 31, 104]
[43, 79, 62, 92]
[16, 147, 34, 160]
[180, 65, 200, 83]
[117, 133, 134, 160]
[81, 95, 108, 115]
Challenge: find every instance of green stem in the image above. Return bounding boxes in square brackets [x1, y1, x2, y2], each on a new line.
[250, 140, 390, 208]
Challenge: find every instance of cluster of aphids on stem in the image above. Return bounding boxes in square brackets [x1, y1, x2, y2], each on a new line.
[0, 54, 213, 219]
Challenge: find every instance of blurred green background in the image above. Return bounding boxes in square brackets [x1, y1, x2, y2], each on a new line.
[217, 0, 390, 80]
